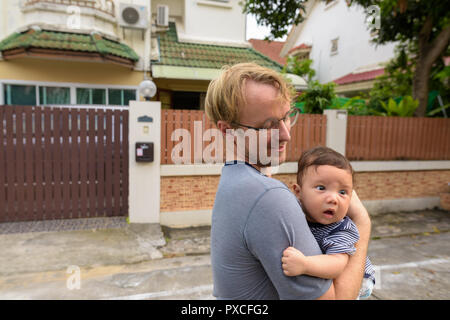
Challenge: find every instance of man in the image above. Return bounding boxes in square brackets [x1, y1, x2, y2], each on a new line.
[205, 63, 371, 299]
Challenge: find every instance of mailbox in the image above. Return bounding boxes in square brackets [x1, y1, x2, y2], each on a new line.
[135, 142, 154, 162]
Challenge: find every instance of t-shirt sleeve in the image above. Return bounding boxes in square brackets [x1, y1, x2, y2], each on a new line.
[244, 187, 332, 300]
[322, 217, 360, 256]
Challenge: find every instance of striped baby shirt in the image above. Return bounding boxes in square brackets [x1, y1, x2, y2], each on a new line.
[308, 216, 376, 284]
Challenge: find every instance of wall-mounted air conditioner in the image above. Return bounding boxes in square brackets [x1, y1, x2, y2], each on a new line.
[156, 5, 169, 27]
[119, 3, 148, 30]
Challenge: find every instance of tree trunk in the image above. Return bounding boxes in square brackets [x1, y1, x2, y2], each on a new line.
[413, 22, 450, 117]
[412, 58, 430, 117]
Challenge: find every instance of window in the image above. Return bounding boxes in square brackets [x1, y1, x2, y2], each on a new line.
[292, 52, 310, 61]
[39, 86, 70, 105]
[4, 84, 36, 105]
[331, 38, 339, 55]
[172, 91, 201, 110]
[108, 89, 136, 106]
[76, 88, 106, 105]
[2, 83, 137, 106]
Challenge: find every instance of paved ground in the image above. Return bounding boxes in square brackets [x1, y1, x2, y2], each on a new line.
[0, 209, 448, 300]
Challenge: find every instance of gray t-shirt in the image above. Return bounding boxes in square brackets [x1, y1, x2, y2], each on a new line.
[211, 162, 332, 299]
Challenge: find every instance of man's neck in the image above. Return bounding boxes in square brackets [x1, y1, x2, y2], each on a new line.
[233, 154, 273, 177]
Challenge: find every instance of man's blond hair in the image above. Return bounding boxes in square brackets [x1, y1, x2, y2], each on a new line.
[205, 63, 293, 126]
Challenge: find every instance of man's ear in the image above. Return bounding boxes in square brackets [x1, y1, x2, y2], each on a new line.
[292, 183, 301, 198]
[217, 120, 232, 137]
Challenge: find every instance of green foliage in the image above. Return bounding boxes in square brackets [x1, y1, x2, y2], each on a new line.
[379, 96, 419, 117]
[332, 97, 376, 116]
[366, 41, 449, 116]
[433, 65, 450, 84]
[297, 81, 336, 114]
[282, 57, 316, 82]
[240, 0, 307, 40]
[241, 0, 450, 117]
[427, 103, 450, 117]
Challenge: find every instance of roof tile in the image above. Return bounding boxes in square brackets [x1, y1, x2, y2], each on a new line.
[153, 22, 281, 71]
[0, 29, 139, 62]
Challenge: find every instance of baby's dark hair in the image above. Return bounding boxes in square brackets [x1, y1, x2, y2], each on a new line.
[297, 146, 354, 186]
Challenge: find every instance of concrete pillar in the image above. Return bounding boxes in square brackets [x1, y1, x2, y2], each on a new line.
[324, 109, 348, 156]
[128, 101, 161, 223]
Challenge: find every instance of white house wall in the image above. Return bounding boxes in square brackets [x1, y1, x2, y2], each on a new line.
[182, 0, 247, 46]
[292, 0, 396, 83]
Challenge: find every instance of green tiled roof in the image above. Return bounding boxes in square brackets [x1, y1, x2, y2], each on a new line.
[153, 22, 282, 71]
[0, 29, 139, 61]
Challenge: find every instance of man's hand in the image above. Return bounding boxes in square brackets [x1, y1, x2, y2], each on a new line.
[334, 189, 371, 299]
[347, 190, 370, 224]
[282, 247, 307, 276]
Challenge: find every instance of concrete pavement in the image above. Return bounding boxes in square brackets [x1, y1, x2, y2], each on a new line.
[0, 209, 448, 299]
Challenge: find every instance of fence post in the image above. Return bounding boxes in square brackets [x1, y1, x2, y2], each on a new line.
[324, 109, 348, 155]
[128, 101, 161, 223]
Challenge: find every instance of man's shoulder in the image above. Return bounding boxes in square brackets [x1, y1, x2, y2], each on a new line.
[220, 163, 289, 192]
[214, 163, 296, 223]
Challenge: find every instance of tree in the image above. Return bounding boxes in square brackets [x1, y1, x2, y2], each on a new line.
[367, 40, 449, 116]
[282, 57, 316, 82]
[241, 0, 450, 116]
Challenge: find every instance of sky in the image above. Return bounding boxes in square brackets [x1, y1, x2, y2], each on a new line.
[246, 14, 288, 41]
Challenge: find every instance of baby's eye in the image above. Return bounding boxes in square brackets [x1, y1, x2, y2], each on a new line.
[339, 190, 348, 195]
[315, 185, 325, 191]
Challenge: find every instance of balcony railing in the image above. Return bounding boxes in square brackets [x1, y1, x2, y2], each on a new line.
[23, 0, 115, 17]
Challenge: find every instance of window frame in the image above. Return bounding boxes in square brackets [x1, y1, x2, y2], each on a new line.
[330, 37, 339, 56]
[0, 79, 138, 107]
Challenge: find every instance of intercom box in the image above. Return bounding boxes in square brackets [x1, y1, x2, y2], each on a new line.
[135, 142, 154, 162]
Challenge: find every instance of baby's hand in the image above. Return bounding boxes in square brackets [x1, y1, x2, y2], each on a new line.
[282, 247, 308, 276]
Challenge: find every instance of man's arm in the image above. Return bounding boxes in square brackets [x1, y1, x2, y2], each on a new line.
[282, 247, 349, 279]
[333, 190, 371, 300]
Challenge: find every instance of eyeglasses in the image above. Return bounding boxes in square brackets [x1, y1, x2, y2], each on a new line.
[232, 107, 300, 131]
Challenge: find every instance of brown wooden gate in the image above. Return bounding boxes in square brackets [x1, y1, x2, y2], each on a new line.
[0, 105, 129, 222]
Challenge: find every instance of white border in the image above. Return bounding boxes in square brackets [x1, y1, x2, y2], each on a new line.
[161, 161, 450, 176]
[196, 0, 233, 9]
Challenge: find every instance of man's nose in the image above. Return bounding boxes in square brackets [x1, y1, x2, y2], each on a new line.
[279, 119, 291, 142]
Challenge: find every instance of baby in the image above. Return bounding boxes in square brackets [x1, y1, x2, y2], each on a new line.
[281, 146, 375, 299]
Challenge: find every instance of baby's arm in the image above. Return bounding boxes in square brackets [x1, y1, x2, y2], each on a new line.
[282, 247, 349, 279]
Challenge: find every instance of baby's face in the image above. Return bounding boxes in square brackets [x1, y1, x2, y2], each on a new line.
[294, 165, 353, 225]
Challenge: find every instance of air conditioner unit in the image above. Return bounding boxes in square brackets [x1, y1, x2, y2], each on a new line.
[119, 3, 148, 30]
[156, 5, 169, 27]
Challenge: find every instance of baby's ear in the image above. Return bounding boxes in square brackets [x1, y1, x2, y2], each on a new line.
[292, 183, 301, 198]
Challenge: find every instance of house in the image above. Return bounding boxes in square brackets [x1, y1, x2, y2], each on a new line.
[0, 0, 148, 107]
[149, 0, 305, 110]
[280, 0, 396, 96]
[0, 0, 305, 108]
